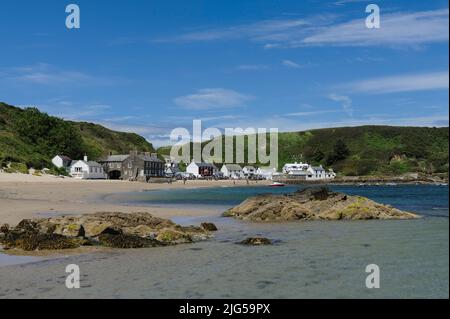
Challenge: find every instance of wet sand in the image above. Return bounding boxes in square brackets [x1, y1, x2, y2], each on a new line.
[0, 172, 269, 225]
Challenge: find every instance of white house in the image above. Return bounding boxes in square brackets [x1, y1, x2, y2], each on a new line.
[186, 161, 218, 178]
[52, 155, 72, 169]
[242, 166, 257, 178]
[282, 162, 309, 175]
[282, 162, 336, 180]
[69, 156, 106, 179]
[256, 167, 277, 180]
[307, 165, 326, 179]
[221, 164, 243, 179]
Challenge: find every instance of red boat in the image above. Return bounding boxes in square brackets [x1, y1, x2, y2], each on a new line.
[269, 182, 285, 187]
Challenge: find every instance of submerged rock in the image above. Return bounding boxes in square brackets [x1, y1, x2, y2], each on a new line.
[201, 222, 218, 231]
[97, 233, 164, 248]
[0, 212, 210, 251]
[223, 187, 419, 222]
[240, 237, 272, 245]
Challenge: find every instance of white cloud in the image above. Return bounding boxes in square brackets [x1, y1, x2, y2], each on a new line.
[174, 88, 254, 110]
[282, 59, 302, 68]
[157, 19, 310, 43]
[157, 9, 448, 48]
[1, 63, 119, 86]
[301, 9, 449, 47]
[333, 0, 372, 6]
[329, 94, 353, 116]
[285, 110, 340, 116]
[343, 71, 449, 94]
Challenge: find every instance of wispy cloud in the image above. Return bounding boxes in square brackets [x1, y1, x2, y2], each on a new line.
[329, 94, 353, 116]
[333, 0, 372, 6]
[1, 63, 120, 86]
[285, 109, 340, 116]
[282, 59, 303, 68]
[342, 71, 449, 94]
[156, 19, 311, 43]
[174, 88, 254, 110]
[156, 9, 448, 48]
[301, 9, 449, 47]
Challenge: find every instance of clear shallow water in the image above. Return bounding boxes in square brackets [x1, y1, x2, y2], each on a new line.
[0, 185, 448, 298]
[113, 184, 449, 218]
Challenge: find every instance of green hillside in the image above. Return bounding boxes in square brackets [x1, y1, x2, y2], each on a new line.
[158, 126, 449, 176]
[0, 102, 155, 169]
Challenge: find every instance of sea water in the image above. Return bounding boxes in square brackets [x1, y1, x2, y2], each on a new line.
[0, 185, 448, 298]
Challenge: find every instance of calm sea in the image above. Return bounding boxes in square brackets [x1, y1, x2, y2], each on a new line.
[0, 185, 448, 298]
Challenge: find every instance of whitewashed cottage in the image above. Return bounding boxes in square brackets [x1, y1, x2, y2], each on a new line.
[69, 155, 106, 179]
[221, 164, 243, 179]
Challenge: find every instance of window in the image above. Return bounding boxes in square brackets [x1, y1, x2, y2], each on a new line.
[75, 167, 82, 172]
[128, 162, 132, 169]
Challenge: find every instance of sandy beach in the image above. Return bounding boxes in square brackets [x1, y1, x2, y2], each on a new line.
[0, 172, 270, 225]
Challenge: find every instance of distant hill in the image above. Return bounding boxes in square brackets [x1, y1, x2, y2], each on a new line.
[0, 102, 155, 169]
[158, 126, 449, 176]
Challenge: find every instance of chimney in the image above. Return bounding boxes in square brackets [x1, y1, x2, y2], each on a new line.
[83, 154, 88, 162]
[151, 153, 157, 158]
[109, 151, 113, 156]
[130, 150, 138, 156]
[144, 152, 151, 156]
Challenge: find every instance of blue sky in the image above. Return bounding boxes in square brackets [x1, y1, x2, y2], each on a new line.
[0, 0, 448, 146]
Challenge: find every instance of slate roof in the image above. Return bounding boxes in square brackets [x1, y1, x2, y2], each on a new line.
[56, 155, 72, 161]
[223, 164, 242, 171]
[138, 154, 164, 163]
[193, 162, 217, 168]
[102, 155, 130, 162]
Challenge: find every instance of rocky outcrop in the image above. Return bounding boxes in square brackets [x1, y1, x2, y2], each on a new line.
[0, 212, 213, 251]
[223, 187, 420, 222]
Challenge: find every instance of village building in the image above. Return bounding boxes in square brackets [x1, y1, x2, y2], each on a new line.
[69, 156, 106, 179]
[243, 166, 257, 178]
[220, 164, 243, 179]
[99, 151, 165, 181]
[282, 162, 336, 180]
[186, 161, 218, 178]
[256, 167, 277, 180]
[51, 155, 72, 169]
[282, 162, 310, 175]
[162, 155, 180, 177]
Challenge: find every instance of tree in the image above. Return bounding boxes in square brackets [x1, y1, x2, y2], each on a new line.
[334, 139, 350, 160]
[326, 139, 350, 165]
[178, 161, 187, 172]
[311, 149, 325, 163]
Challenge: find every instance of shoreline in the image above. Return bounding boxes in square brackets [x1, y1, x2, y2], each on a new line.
[0, 172, 270, 226]
[1, 172, 447, 227]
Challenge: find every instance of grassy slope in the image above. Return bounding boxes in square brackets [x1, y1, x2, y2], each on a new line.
[158, 126, 449, 176]
[0, 102, 155, 168]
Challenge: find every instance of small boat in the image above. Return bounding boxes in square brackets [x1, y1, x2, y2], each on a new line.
[269, 182, 285, 187]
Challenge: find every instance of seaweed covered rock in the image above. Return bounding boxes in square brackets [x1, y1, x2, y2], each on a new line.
[223, 187, 419, 222]
[0, 212, 211, 251]
[156, 229, 193, 244]
[98, 233, 165, 248]
[239, 237, 272, 245]
[0, 219, 89, 251]
[201, 222, 218, 231]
